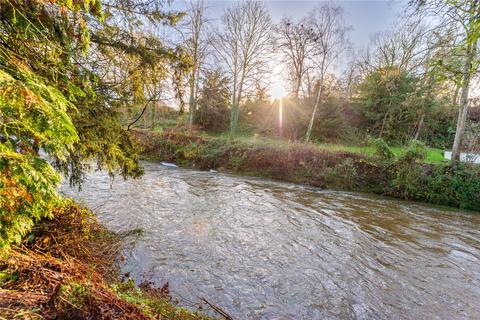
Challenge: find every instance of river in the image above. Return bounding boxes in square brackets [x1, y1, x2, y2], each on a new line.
[61, 161, 480, 319]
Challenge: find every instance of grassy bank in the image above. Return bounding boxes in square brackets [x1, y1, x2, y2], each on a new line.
[199, 132, 447, 164]
[134, 130, 480, 211]
[0, 202, 213, 320]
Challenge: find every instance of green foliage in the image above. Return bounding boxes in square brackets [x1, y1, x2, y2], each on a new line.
[278, 98, 310, 140]
[369, 137, 395, 160]
[420, 104, 456, 149]
[402, 140, 427, 162]
[0, 68, 77, 247]
[321, 158, 359, 190]
[308, 95, 347, 142]
[0, 150, 67, 247]
[390, 140, 428, 199]
[234, 87, 347, 142]
[54, 93, 144, 186]
[238, 88, 273, 136]
[0, 0, 152, 247]
[0, 69, 78, 155]
[0, 0, 98, 247]
[111, 280, 211, 320]
[61, 282, 90, 310]
[0, 0, 101, 82]
[390, 160, 480, 210]
[0, 270, 18, 285]
[424, 164, 480, 210]
[388, 140, 480, 210]
[194, 70, 230, 131]
[355, 67, 424, 144]
[162, 63, 456, 154]
[463, 120, 480, 153]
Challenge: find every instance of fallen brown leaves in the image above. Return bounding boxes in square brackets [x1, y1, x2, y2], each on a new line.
[0, 203, 149, 320]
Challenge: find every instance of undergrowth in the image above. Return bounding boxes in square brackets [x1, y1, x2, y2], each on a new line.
[0, 201, 213, 319]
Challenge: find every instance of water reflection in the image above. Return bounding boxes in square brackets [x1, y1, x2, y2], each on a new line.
[62, 162, 480, 319]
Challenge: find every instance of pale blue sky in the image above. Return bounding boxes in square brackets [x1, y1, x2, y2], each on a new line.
[266, 1, 405, 48]
[171, 1, 406, 49]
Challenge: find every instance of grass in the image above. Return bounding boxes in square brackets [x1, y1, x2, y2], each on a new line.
[111, 281, 212, 320]
[316, 144, 446, 164]
[193, 131, 447, 164]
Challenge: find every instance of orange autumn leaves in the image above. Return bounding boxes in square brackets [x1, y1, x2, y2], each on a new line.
[0, 175, 33, 213]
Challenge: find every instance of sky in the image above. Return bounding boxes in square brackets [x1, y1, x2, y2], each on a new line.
[170, 0, 408, 99]
[265, 1, 405, 46]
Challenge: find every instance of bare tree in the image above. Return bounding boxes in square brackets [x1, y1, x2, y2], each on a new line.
[305, 4, 351, 142]
[183, 0, 209, 129]
[214, 0, 272, 135]
[275, 17, 315, 98]
[358, 18, 431, 75]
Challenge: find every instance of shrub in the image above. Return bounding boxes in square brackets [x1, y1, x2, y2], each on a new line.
[402, 139, 427, 162]
[322, 158, 359, 190]
[369, 137, 395, 160]
[388, 141, 480, 210]
[194, 70, 230, 132]
[389, 140, 428, 200]
[355, 67, 420, 144]
[424, 164, 480, 210]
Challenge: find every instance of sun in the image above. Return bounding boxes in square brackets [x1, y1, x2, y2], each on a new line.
[269, 61, 288, 100]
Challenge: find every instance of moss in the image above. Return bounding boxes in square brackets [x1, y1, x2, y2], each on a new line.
[111, 280, 211, 320]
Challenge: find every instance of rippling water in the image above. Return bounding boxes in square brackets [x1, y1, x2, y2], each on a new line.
[62, 161, 480, 319]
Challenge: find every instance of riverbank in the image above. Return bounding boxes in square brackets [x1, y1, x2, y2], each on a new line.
[202, 132, 447, 164]
[133, 129, 480, 211]
[0, 202, 212, 320]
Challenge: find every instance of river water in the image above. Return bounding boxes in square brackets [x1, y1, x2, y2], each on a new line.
[61, 161, 480, 319]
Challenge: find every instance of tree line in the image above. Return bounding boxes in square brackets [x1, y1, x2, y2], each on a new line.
[166, 0, 479, 163]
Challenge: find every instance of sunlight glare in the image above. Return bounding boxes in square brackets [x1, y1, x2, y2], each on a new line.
[279, 98, 283, 135]
[269, 62, 288, 100]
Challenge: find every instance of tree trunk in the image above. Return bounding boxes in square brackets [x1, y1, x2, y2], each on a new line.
[294, 74, 302, 99]
[231, 84, 243, 135]
[414, 114, 425, 140]
[305, 77, 323, 142]
[231, 67, 246, 136]
[379, 112, 389, 139]
[452, 41, 477, 161]
[188, 69, 196, 130]
[230, 77, 238, 136]
[453, 84, 460, 106]
[151, 104, 156, 130]
[230, 100, 239, 135]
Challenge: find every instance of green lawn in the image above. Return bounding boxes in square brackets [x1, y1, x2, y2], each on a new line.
[197, 132, 447, 164]
[315, 144, 446, 164]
